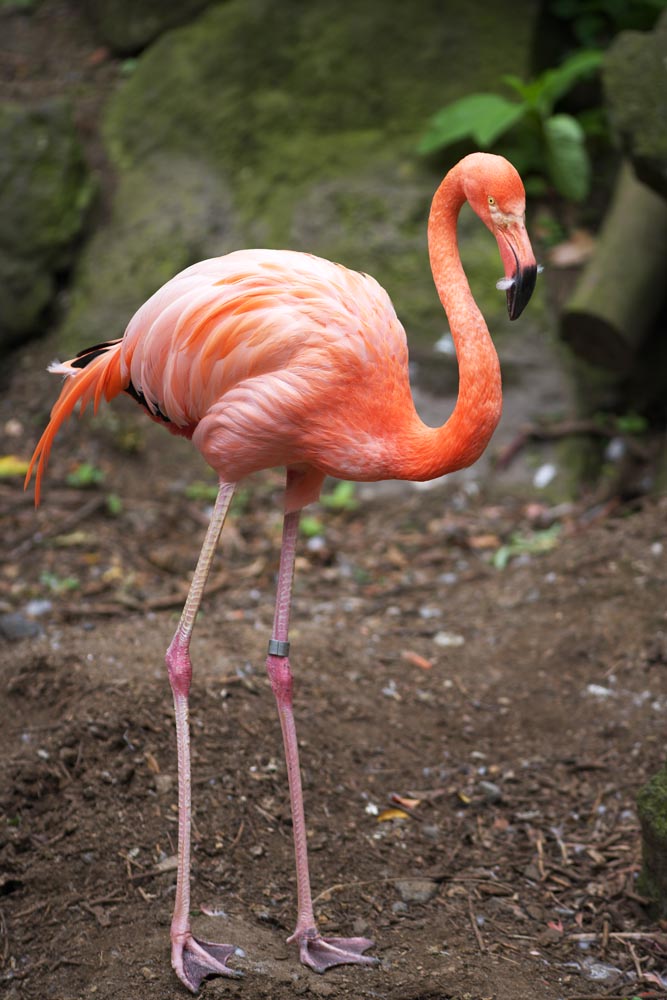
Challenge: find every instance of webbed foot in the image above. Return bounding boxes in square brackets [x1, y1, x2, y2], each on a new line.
[172, 933, 242, 993]
[291, 929, 378, 973]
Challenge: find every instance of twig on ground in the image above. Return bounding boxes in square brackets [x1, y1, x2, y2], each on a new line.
[8, 494, 106, 560]
[467, 893, 486, 953]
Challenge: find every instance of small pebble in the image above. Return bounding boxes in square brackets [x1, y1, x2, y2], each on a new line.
[154, 773, 173, 795]
[421, 824, 441, 841]
[586, 683, 615, 699]
[433, 631, 465, 648]
[478, 780, 502, 803]
[24, 599, 52, 617]
[396, 878, 439, 904]
[533, 462, 557, 489]
[0, 613, 42, 642]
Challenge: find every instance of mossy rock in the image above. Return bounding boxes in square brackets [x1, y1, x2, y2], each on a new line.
[603, 10, 667, 199]
[637, 764, 667, 917]
[80, 0, 214, 54]
[61, 0, 539, 355]
[0, 99, 94, 348]
[58, 155, 239, 354]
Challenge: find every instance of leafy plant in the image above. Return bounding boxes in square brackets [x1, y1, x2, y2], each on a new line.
[106, 493, 123, 516]
[493, 524, 562, 570]
[418, 50, 603, 201]
[40, 571, 80, 594]
[612, 412, 649, 435]
[300, 514, 324, 538]
[320, 480, 358, 512]
[66, 462, 105, 489]
[184, 480, 219, 502]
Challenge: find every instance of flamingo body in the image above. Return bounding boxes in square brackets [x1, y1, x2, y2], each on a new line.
[26, 153, 537, 991]
[138, 250, 416, 507]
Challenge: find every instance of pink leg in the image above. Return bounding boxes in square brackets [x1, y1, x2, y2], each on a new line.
[166, 482, 241, 993]
[265, 495, 378, 973]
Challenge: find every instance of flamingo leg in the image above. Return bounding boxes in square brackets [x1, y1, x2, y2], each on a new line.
[265, 496, 378, 973]
[165, 481, 241, 993]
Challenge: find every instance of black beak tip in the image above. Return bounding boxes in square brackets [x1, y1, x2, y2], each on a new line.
[507, 264, 537, 321]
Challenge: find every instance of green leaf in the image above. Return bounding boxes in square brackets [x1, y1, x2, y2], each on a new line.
[418, 94, 525, 154]
[615, 413, 648, 434]
[544, 114, 591, 201]
[66, 462, 105, 489]
[493, 524, 562, 570]
[184, 480, 219, 502]
[106, 493, 123, 516]
[501, 74, 543, 109]
[40, 571, 80, 594]
[537, 49, 603, 116]
[320, 480, 358, 511]
[300, 515, 324, 538]
[501, 74, 531, 100]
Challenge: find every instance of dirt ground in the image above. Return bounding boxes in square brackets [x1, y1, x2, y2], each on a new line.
[2, 337, 667, 1000]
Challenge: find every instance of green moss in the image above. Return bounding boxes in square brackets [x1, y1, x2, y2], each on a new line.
[0, 100, 93, 258]
[637, 765, 667, 916]
[80, 0, 213, 54]
[104, 0, 534, 168]
[58, 155, 238, 354]
[603, 11, 667, 197]
[102, 0, 538, 232]
[61, 0, 540, 353]
[0, 99, 94, 343]
[638, 766, 667, 839]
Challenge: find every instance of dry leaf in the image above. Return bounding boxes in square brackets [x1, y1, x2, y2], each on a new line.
[0, 454, 30, 478]
[391, 793, 421, 810]
[547, 228, 595, 267]
[401, 649, 433, 670]
[468, 533, 500, 550]
[377, 808, 409, 822]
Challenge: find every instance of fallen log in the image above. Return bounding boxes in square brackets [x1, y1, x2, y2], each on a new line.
[560, 162, 667, 372]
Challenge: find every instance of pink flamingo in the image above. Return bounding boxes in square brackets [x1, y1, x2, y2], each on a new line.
[27, 153, 537, 991]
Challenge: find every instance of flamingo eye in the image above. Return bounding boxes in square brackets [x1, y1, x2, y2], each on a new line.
[488, 196, 496, 206]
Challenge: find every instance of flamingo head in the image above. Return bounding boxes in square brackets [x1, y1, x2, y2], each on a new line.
[461, 153, 538, 321]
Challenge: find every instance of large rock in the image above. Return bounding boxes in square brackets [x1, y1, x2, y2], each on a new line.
[79, 0, 214, 55]
[61, 155, 239, 351]
[0, 100, 94, 351]
[603, 10, 667, 199]
[60, 0, 540, 356]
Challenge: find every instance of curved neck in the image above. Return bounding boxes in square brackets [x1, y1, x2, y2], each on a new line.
[400, 166, 502, 481]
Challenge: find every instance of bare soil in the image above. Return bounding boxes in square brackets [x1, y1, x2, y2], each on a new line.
[2, 339, 667, 1000]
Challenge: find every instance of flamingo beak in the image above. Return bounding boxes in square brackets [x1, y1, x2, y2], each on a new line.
[495, 221, 538, 321]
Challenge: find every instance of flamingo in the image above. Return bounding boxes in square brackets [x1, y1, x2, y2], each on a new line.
[26, 152, 537, 992]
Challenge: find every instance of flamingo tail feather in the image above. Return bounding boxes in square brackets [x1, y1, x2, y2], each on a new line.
[25, 339, 125, 505]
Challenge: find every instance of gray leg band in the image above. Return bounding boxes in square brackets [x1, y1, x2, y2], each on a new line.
[268, 639, 290, 657]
